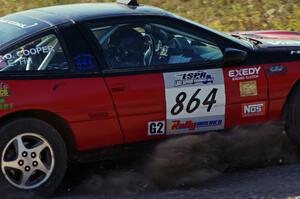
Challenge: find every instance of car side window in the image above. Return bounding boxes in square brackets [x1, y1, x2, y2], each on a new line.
[0, 34, 70, 72]
[90, 23, 223, 69]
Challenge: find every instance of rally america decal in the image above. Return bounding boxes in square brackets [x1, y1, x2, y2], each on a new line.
[163, 69, 226, 135]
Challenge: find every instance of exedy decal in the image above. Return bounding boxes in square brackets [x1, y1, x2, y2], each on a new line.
[228, 67, 261, 81]
[175, 71, 213, 87]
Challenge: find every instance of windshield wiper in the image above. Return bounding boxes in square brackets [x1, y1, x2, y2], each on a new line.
[231, 34, 263, 46]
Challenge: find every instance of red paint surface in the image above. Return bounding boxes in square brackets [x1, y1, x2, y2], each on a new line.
[0, 61, 300, 151]
[105, 73, 166, 143]
[223, 65, 268, 127]
[0, 78, 123, 151]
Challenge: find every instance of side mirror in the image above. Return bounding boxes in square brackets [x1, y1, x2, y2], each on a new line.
[223, 48, 247, 66]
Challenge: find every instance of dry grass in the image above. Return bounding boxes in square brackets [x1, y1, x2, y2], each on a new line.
[0, 0, 299, 32]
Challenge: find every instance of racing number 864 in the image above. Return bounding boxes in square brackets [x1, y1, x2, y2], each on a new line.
[171, 88, 218, 115]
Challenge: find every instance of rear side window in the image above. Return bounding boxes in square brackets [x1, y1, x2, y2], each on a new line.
[0, 34, 70, 72]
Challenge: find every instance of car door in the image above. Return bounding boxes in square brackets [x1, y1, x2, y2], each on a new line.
[84, 18, 227, 143]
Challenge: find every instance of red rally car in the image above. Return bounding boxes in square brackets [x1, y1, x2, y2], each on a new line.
[0, 0, 299, 195]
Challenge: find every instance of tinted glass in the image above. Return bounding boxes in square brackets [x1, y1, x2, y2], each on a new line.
[0, 34, 70, 72]
[90, 23, 223, 69]
[0, 16, 49, 47]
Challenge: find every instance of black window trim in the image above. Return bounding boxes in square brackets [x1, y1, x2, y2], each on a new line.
[79, 15, 249, 76]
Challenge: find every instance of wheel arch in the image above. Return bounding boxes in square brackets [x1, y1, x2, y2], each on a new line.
[0, 109, 78, 162]
[283, 79, 300, 120]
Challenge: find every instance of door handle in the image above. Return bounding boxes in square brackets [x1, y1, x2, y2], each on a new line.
[110, 85, 129, 92]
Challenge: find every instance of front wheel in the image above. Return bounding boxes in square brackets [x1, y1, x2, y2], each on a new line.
[0, 118, 68, 196]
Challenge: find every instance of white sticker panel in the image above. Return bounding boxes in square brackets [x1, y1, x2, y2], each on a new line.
[163, 69, 226, 134]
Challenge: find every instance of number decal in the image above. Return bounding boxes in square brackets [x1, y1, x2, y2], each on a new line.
[171, 92, 187, 115]
[170, 88, 218, 115]
[148, 121, 165, 136]
[187, 89, 201, 113]
[203, 88, 217, 112]
[164, 69, 226, 134]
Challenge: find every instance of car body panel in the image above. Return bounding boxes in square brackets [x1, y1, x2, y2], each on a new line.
[0, 78, 124, 150]
[105, 73, 166, 143]
[223, 65, 268, 127]
[0, 3, 299, 153]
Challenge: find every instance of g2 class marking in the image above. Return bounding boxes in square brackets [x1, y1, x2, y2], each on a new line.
[148, 121, 165, 136]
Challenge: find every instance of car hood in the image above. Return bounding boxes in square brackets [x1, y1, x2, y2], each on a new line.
[231, 30, 300, 48]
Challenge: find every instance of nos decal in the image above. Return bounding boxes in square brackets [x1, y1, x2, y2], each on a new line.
[163, 69, 226, 134]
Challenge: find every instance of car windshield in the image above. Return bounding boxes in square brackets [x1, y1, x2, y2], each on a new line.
[0, 16, 49, 48]
[172, 14, 253, 48]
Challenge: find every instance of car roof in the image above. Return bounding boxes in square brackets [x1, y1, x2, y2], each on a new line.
[3, 3, 174, 27]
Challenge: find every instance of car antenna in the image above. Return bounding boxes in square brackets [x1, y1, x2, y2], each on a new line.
[116, 0, 139, 6]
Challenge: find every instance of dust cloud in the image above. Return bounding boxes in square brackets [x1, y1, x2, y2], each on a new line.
[68, 122, 299, 197]
[1, 122, 298, 198]
[147, 122, 299, 188]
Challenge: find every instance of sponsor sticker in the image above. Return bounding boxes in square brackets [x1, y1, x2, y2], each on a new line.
[0, 82, 14, 111]
[174, 71, 213, 87]
[267, 65, 287, 75]
[74, 53, 97, 71]
[170, 119, 223, 131]
[228, 67, 261, 81]
[148, 121, 165, 136]
[239, 80, 257, 97]
[242, 101, 265, 117]
[0, 82, 9, 97]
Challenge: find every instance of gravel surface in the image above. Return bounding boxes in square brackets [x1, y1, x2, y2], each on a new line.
[56, 164, 300, 199]
[53, 123, 300, 199]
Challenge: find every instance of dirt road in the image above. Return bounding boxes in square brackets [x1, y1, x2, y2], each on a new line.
[54, 122, 300, 199]
[56, 164, 300, 199]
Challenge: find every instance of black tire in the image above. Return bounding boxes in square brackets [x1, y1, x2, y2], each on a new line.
[285, 85, 300, 145]
[0, 117, 68, 197]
